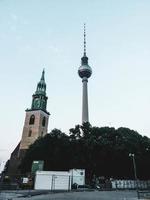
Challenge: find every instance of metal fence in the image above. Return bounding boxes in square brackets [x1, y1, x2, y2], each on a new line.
[111, 180, 150, 190]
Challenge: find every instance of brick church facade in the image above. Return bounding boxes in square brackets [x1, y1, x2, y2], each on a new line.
[7, 70, 50, 176]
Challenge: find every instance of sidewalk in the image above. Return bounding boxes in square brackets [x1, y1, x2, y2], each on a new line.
[0, 190, 143, 200]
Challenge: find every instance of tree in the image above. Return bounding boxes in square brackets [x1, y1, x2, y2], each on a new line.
[19, 126, 150, 180]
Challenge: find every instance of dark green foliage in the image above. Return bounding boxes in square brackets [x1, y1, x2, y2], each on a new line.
[20, 124, 150, 180]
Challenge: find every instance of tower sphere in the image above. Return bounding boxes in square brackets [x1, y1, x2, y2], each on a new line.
[78, 63, 92, 78]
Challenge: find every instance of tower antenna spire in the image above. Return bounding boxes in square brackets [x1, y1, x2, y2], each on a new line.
[84, 23, 86, 56]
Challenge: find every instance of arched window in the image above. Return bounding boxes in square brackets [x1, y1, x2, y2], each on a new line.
[28, 129, 32, 137]
[42, 117, 46, 127]
[29, 115, 35, 125]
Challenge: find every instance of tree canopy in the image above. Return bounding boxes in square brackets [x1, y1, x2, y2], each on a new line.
[20, 123, 150, 180]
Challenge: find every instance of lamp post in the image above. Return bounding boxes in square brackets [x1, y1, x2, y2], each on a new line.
[129, 153, 137, 180]
[129, 153, 139, 198]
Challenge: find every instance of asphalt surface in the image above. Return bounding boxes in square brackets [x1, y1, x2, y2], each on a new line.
[0, 190, 144, 200]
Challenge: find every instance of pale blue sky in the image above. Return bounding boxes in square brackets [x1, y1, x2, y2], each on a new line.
[1, 0, 150, 169]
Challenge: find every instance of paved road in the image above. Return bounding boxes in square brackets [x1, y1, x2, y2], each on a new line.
[0, 190, 142, 200]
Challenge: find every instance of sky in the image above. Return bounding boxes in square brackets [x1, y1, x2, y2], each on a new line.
[1, 0, 150, 170]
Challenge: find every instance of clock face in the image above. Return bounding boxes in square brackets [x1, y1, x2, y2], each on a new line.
[37, 100, 40, 107]
[41, 99, 46, 109]
[34, 99, 40, 108]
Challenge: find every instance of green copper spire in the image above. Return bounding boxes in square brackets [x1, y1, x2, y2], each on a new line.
[30, 69, 48, 113]
[41, 68, 45, 81]
[35, 69, 46, 95]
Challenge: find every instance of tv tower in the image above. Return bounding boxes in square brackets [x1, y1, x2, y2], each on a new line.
[78, 24, 92, 123]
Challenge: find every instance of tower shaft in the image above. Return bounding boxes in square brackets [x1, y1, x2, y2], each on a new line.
[82, 77, 89, 123]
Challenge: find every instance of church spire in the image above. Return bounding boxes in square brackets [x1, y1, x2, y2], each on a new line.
[35, 69, 46, 95]
[41, 68, 45, 81]
[30, 69, 48, 113]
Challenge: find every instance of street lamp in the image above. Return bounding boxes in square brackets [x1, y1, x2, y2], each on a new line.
[129, 153, 139, 198]
[129, 153, 137, 181]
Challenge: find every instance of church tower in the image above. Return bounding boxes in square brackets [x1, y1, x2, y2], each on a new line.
[19, 69, 50, 156]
